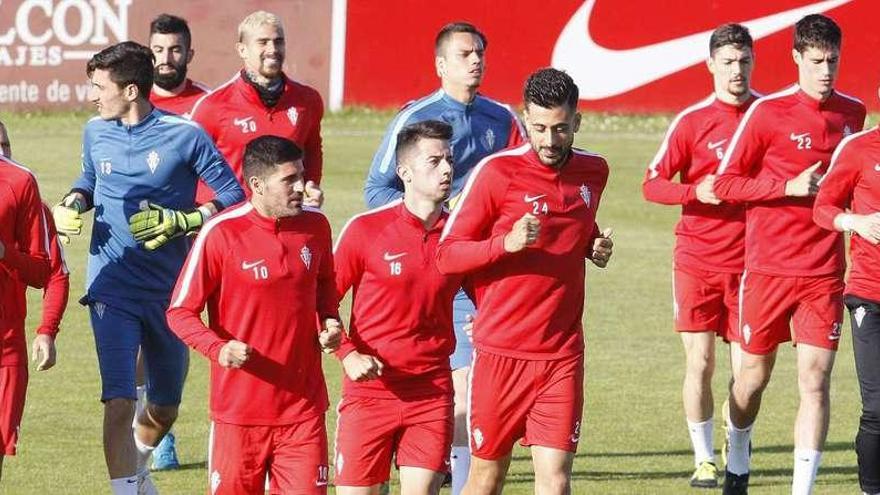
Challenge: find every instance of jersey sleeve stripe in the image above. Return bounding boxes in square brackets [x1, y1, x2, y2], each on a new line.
[171, 202, 253, 308]
[378, 90, 445, 174]
[333, 199, 402, 253]
[819, 126, 877, 185]
[440, 143, 530, 241]
[646, 94, 715, 179]
[834, 89, 864, 106]
[717, 84, 799, 174]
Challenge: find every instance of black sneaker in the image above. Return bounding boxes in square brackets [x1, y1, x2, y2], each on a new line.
[722, 471, 749, 495]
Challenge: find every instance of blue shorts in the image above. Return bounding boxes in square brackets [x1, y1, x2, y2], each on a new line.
[450, 289, 475, 370]
[86, 295, 188, 405]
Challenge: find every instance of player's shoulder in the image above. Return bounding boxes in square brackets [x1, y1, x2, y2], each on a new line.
[475, 143, 533, 178]
[831, 89, 866, 115]
[336, 199, 401, 244]
[572, 147, 609, 173]
[394, 89, 447, 122]
[286, 78, 324, 105]
[156, 110, 203, 132]
[474, 94, 520, 121]
[752, 85, 800, 111]
[0, 155, 39, 186]
[834, 125, 877, 157]
[200, 202, 253, 238]
[671, 94, 717, 127]
[190, 73, 241, 114]
[189, 79, 211, 95]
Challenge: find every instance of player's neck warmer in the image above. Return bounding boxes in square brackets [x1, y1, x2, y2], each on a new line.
[241, 69, 285, 108]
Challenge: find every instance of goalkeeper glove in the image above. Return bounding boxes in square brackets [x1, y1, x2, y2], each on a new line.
[52, 194, 86, 245]
[128, 202, 204, 251]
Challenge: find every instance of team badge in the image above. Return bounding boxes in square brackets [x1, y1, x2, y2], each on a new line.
[94, 301, 107, 319]
[844, 124, 853, 137]
[335, 453, 344, 474]
[300, 245, 312, 270]
[210, 470, 221, 494]
[287, 107, 299, 126]
[146, 150, 160, 174]
[742, 324, 751, 345]
[579, 184, 592, 207]
[855, 306, 867, 328]
[473, 428, 484, 448]
[570, 420, 581, 443]
[482, 128, 495, 150]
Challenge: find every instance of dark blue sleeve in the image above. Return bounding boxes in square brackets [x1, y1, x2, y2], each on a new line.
[72, 124, 97, 202]
[189, 127, 245, 208]
[363, 115, 407, 208]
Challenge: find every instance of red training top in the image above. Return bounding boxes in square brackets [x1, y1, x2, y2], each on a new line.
[149, 79, 209, 118]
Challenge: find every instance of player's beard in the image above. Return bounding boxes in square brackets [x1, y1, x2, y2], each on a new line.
[153, 63, 188, 91]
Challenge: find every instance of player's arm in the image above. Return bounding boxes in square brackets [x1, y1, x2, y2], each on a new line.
[189, 128, 246, 211]
[3, 174, 51, 288]
[813, 140, 880, 243]
[54, 129, 98, 244]
[642, 119, 714, 205]
[314, 216, 342, 352]
[713, 108, 802, 202]
[331, 218, 364, 360]
[32, 204, 69, 371]
[436, 163, 511, 274]
[303, 94, 324, 186]
[363, 115, 408, 208]
[166, 229, 239, 365]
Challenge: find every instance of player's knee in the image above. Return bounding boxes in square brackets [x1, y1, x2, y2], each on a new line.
[105, 398, 135, 425]
[686, 351, 715, 379]
[797, 368, 831, 398]
[535, 471, 570, 495]
[466, 464, 505, 494]
[145, 403, 179, 428]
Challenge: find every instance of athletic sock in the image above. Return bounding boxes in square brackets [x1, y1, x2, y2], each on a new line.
[687, 418, 715, 466]
[450, 445, 470, 495]
[792, 448, 822, 495]
[133, 385, 146, 428]
[133, 430, 155, 473]
[109, 476, 138, 495]
[726, 418, 753, 475]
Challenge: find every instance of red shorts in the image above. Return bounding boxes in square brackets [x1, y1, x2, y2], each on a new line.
[468, 350, 583, 459]
[0, 365, 27, 455]
[208, 415, 328, 495]
[334, 394, 453, 486]
[673, 266, 741, 341]
[739, 272, 844, 355]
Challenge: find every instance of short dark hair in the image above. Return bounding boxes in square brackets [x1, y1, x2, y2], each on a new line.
[243, 135, 304, 187]
[395, 120, 453, 165]
[86, 41, 154, 97]
[434, 22, 487, 56]
[149, 14, 192, 49]
[709, 23, 753, 56]
[794, 14, 841, 53]
[523, 68, 579, 111]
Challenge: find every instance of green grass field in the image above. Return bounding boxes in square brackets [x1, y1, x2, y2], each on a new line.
[0, 109, 872, 494]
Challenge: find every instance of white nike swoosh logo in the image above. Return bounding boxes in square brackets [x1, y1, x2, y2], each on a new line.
[790, 132, 810, 141]
[241, 259, 265, 270]
[552, 0, 854, 100]
[523, 194, 547, 202]
[383, 252, 407, 261]
[707, 139, 727, 150]
[874, 164, 880, 172]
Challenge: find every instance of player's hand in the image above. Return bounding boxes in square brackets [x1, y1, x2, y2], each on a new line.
[341, 351, 384, 382]
[695, 174, 721, 205]
[31, 334, 56, 371]
[53, 193, 85, 244]
[319, 318, 343, 353]
[504, 213, 540, 253]
[218, 340, 251, 368]
[590, 228, 614, 268]
[304, 181, 324, 208]
[463, 314, 474, 343]
[129, 201, 204, 250]
[849, 213, 880, 245]
[784, 161, 823, 197]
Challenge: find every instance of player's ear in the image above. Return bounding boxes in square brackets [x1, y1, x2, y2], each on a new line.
[573, 112, 582, 133]
[236, 41, 247, 61]
[124, 83, 139, 103]
[248, 175, 262, 195]
[706, 56, 715, 74]
[791, 48, 802, 67]
[397, 164, 411, 183]
[186, 48, 195, 64]
[435, 56, 446, 78]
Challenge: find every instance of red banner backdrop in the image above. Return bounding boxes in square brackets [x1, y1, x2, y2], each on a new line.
[344, 0, 880, 111]
[0, 0, 332, 111]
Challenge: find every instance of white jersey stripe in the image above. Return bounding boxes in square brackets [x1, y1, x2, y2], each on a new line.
[188, 73, 241, 119]
[440, 143, 531, 241]
[647, 94, 715, 179]
[378, 90, 445, 174]
[171, 202, 253, 308]
[333, 199, 402, 253]
[819, 125, 877, 186]
[717, 85, 799, 174]
[834, 89, 864, 106]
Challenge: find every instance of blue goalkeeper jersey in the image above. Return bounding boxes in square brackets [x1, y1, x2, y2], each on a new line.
[364, 89, 523, 208]
[73, 108, 244, 302]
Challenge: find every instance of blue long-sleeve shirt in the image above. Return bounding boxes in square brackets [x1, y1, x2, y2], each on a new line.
[364, 89, 524, 208]
[74, 108, 244, 302]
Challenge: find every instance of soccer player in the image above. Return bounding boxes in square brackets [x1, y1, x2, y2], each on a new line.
[437, 68, 613, 494]
[363, 22, 524, 490]
[148, 14, 209, 118]
[0, 142, 51, 484]
[334, 120, 462, 494]
[813, 90, 880, 495]
[190, 10, 325, 206]
[642, 23, 757, 488]
[713, 14, 866, 494]
[167, 135, 342, 494]
[0, 121, 10, 158]
[51, 41, 244, 494]
[143, 12, 209, 470]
